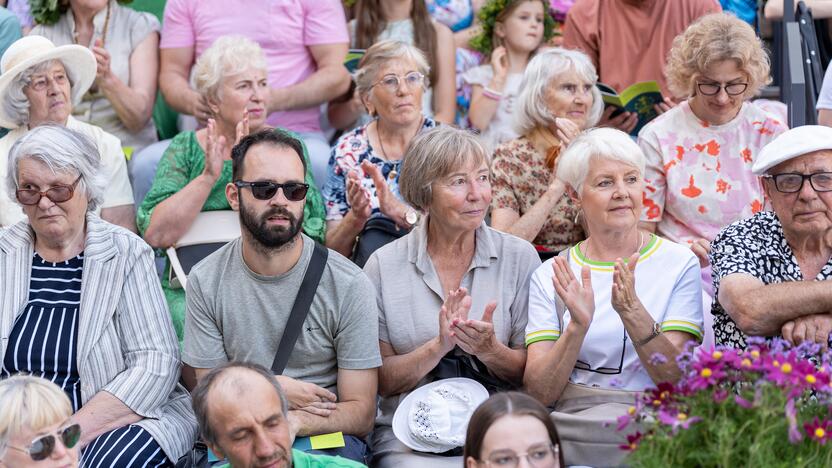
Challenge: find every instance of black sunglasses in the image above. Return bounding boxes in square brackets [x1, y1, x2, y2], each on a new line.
[234, 181, 309, 201]
[15, 175, 82, 206]
[8, 423, 81, 461]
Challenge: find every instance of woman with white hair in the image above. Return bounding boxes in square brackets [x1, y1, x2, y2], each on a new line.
[137, 36, 326, 343]
[0, 35, 135, 232]
[523, 128, 702, 464]
[489, 48, 602, 258]
[323, 40, 435, 264]
[0, 125, 196, 467]
[0, 375, 81, 467]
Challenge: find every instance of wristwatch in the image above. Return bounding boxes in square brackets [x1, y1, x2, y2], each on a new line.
[634, 322, 662, 347]
[404, 209, 420, 227]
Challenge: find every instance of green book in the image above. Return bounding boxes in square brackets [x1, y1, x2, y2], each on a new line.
[344, 49, 365, 74]
[596, 81, 663, 136]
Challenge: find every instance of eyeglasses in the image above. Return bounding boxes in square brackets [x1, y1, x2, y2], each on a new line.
[234, 181, 309, 201]
[574, 329, 626, 375]
[15, 175, 82, 206]
[8, 423, 81, 461]
[762, 172, 832, 193]
[27, 72, 69, 92]
[696, 82, 748, 96]
[371, 71, 426, 93]
[483, 443, 560, 468]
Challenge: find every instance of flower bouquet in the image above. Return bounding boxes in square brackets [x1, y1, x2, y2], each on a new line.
[618, 338, 832, 467]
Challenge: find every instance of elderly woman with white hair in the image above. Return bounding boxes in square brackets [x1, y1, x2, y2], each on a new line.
[323, 40, 436, 264]
[523, 128, 703, 465]
[363, 126, 540, 467]
[138, 36, 326, 343]
[0, 125, 196, 467]
[0, 375, 82, 467]
[0, 35, 135, 232]
[489, 47, 602, 258]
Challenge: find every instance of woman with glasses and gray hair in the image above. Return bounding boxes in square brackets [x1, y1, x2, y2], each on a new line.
[363, 126, 540, 467]
[638, 14, 787, 346]
[0, 125, 196, 467]
[523, 127, 702, 467]
[489, 47, 602, 259]
[323, 40, 436, 263]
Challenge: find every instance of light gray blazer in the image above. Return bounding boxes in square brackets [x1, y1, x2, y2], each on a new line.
[0, 213, 196, 461]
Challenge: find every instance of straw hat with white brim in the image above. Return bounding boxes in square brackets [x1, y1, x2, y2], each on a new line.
[392, 377, 489, 453]
[0, 35, 96, 129]
[752, 125, 832, 175]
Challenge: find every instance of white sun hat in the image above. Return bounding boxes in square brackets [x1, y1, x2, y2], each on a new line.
[752, 125, 832, 175]
[0, 35, 96, 129]
[392, 378, 489, 453]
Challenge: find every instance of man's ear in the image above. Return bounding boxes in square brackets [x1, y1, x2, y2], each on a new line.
[226, 182, 240, 211]
[760, 176, 773, 202]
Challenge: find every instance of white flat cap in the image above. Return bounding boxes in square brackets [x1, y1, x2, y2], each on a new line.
[753, 125, 832, 175]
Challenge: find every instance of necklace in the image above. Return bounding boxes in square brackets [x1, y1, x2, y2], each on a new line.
[582, 231, 645, 262]
[376, 118, 424, 180]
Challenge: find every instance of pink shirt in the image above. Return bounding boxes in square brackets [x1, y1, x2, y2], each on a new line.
[160, 0, 348, 133]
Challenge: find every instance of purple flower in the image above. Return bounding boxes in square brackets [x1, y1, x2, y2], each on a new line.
[658, 408, 701, 431]
[734, 395, 753, 409]
[804, 417, 832, 445]
[619, 432, 642, 452]
[649, 352, 668, 365]
[786, 399, 803, 444]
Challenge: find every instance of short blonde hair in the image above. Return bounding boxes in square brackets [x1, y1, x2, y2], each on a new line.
[192, 36, 268, 102]
[514, 48, 603, 136]
[400, 126, 490, 211]
[0, 375, 72, 458]
[556, 127, 645, 192]
[666, 13, 770, 99]
[355, 40, 430, 103]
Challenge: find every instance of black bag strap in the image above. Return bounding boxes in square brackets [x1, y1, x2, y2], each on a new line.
[271, 242, 329, 374]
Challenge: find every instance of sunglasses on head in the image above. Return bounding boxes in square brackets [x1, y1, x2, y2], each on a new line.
[8, 423, 81, 461]
[234, 180, 309, 201]
[15, 175, 82, 206]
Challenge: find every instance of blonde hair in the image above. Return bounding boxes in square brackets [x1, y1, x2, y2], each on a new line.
[665, 13, 770, 99]
[354, 40, 430, 110]
[400, 126, 490, 211]
[192, 36, 268, 102]
[0, 375, 72, 458]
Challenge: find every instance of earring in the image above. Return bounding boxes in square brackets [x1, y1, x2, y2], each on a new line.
[573, 210, 581, 225]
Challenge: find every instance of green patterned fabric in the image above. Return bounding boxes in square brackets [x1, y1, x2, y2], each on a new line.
[137, 130, 326, 343]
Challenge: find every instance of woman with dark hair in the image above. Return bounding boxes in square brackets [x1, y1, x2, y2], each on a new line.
[464, 392, 564, 468]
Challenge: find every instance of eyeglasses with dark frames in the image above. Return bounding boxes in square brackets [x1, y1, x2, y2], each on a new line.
[370, 71, 426, 93]
[15, 175, 82, 206]
[574, 329, 627, 375]
[234, 180, 309, 201]
[7, 423, 81, 461]
[762, 172, 832, 193]
[696, 82, 748, 96]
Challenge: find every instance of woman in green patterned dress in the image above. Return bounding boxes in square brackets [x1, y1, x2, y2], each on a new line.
[137, 36, 326, 343]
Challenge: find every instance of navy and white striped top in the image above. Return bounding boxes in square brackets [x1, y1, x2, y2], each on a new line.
[1, 252, 84, 411]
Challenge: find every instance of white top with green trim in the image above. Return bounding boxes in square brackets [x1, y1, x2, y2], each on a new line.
[525, 234, 703, 391]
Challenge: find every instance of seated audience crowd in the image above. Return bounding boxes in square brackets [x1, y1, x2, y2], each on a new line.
[2, 1, 832, 467]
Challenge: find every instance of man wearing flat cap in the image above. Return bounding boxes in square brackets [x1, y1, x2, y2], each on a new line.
[711, 125, 832, 350]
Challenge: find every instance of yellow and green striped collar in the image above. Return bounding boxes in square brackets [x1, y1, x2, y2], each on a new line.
[570, 234, 661, 272]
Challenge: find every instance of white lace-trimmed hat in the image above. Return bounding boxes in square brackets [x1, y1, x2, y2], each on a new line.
[0, 35, 96, 129]
[753, 125, 832, 175]
[392, 378, 489, 453]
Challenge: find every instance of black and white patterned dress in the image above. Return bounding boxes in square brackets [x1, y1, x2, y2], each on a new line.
[710, 211, 832, 349]
[1, 252, 171, 467]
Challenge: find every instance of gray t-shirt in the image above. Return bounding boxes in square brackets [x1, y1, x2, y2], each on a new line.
[183, 235, 382, 393]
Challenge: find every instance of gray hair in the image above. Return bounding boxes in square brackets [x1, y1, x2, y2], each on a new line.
[6, 124, 106, 211]
[191, 362, 289, 447]
[514, 48, 604, 136]
[2, 59, 74, 128]
[192, 36, 268, 102]
[355, 40, 430, 104]
[556, 127, 645, 192]
[400, 125, 490, 211]
[0, 375, 72, 459]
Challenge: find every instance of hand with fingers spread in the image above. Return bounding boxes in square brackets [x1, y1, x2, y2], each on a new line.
[551, 256, 595, 331]
[202, 119, 227, 183]
[276, 376, 337, 417]
[782, 314, 832, 351]
[346, 170, 372, 222]
[234, 110, 250, 145]
[611, 252, 643, 316]
[451, 300, 499, 357]
[554, 117, 580, 146]
[690, 238, 711, 268]
[599, 106, 638, 134]
[360, 159, 411, 228]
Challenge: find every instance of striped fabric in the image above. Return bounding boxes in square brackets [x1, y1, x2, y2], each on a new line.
[0, 213, 197, 462]
[82, 425, 170, 468]
[1, 253, 84, 410]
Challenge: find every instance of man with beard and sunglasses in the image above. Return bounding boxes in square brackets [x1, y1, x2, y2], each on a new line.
[182, 129, 381, 464]
[191, 362, 367, 468]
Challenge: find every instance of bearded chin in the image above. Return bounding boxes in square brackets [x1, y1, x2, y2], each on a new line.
[239, 198, 304, 250]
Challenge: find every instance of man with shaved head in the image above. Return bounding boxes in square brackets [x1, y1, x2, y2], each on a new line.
[191, 361, 367, 468]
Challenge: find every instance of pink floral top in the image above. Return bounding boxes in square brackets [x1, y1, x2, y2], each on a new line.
[639, 101, 788, 245]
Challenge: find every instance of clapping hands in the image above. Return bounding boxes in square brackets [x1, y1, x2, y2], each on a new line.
[437, 288, 499, 357]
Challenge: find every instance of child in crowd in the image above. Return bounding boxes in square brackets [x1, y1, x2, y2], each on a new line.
[465, 0, 555, 149]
